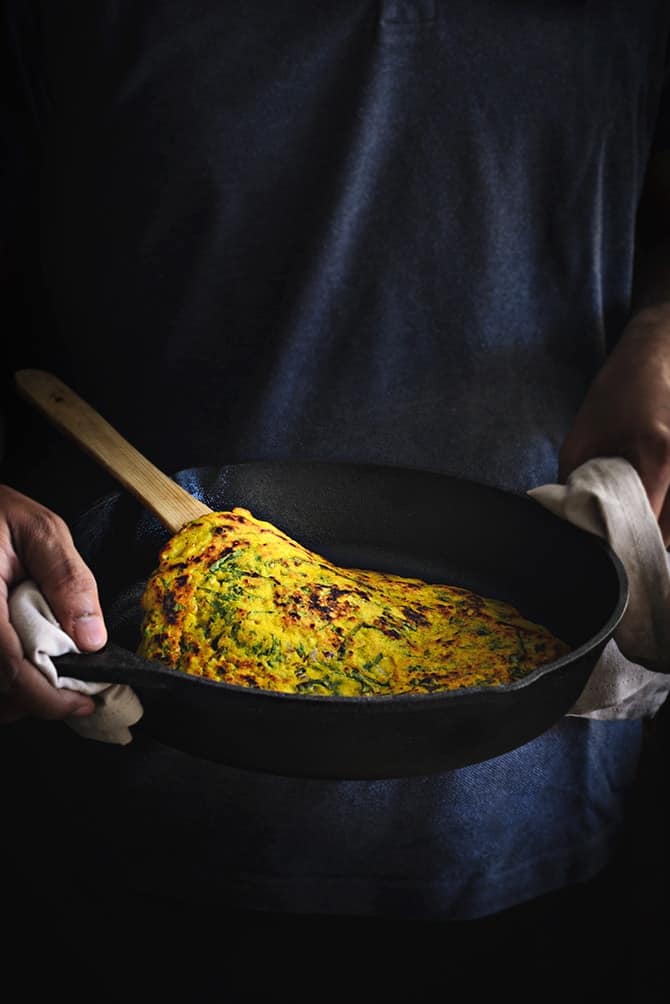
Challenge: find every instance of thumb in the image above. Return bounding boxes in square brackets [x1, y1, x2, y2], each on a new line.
[19, 513, 108, 652]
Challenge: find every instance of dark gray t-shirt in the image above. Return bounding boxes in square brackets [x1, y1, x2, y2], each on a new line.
[4, 1, 669, 504]
[1, 1, 668, 920]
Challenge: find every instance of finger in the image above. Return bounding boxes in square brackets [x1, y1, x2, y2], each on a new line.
[0, 602, 96, 722]
[0, 614, 95, 720]
[619, 437, 670, 546]
[0, 657, 96, 722]
[557, 429, 598, 484]
[16, 509, 108, 652]
[658, 492, 670, 547]
[0, 603, 24, 694]
[629, 435, 670, 522]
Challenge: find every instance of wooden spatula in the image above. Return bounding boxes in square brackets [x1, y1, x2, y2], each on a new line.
[14, 369, 212, 534]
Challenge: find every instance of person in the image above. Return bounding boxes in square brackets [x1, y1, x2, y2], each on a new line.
[2, 2, 669, 994]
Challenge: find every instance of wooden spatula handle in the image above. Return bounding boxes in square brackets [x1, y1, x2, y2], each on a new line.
[14, 369, 212, 534]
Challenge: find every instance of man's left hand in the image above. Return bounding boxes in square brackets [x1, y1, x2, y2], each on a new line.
[559, 305, 670, 543]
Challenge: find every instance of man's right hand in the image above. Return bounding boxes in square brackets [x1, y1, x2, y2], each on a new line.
[0, 485, 106, 722]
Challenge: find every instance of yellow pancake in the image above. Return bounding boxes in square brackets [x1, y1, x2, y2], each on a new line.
[137, 507, 570, 696]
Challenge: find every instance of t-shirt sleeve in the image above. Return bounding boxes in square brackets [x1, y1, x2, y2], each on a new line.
[1, 2, 44, 245]
[0, 2, 45, 467]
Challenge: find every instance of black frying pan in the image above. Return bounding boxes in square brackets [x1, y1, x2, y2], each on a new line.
[55, 460, 627, 779]
[15, 372, 628, 780]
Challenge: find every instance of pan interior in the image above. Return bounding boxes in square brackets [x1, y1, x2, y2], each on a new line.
[77, 461, 624, 673]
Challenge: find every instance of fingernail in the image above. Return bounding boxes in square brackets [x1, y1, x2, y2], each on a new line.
[70, 703, 95, 717]
[74, 614, 107, 650]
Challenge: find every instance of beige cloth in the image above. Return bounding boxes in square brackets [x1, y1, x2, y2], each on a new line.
[529, 457, 670, 719]
[8, 580, 143, 745]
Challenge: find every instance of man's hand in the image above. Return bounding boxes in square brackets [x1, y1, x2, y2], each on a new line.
[0, 485, 106, 722]
[560, 150, 670, 543]
[559, 306, 670, 543]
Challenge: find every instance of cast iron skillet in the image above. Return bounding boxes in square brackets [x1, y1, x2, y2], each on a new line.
[59, 461, 627, 778]
[16, 372, 628, 779]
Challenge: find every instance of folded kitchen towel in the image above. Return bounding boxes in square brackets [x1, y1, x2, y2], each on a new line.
[529, 457, 670, 719]
[8, 580, 143, 744]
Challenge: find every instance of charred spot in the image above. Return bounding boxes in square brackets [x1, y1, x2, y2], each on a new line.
[161, 592, 180, 625]
[410, 673, 443, 691]
[207, 544, 238, 569]
[175, 574, 189, 589]
[212, 525, 225, 534]
[373, 616, 401, 639]
[309, 596, 332, 616]
[307, 588, 347, 619]
[402, 606, 429, 627]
